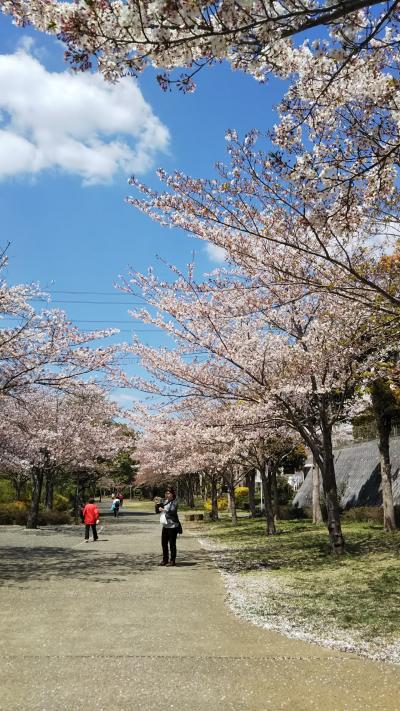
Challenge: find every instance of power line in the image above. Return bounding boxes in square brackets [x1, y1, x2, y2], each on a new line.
[80, 329, 156, 334]
[3, 317, 157, 325]
[2, 322, 165, 333]
[56, 320, 141, 324]
[28, 299, 147, 305]
[46, 290, 137, 296]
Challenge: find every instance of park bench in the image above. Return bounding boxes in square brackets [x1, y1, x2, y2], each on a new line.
[184, 512, 205, 521]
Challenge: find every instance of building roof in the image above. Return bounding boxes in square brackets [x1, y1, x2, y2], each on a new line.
[293, 437, 400, 509]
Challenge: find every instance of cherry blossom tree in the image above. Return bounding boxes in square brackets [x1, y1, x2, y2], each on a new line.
[1, 1, 395, 92]
[128, 129, 400, 315]
[122, 251, 399, 551]
[132, 403, 224, 516]
[133, 399, 256, 524]
[0, 384, 131, 527]
[3, 1, 399, 195]
[3, 1, 399, 208]
[3, 0, 400, 545]
[3, 3, 400, 304]
[0, 264, 124, 399]
[124, 123, 400, 534]
[134, 389, 304, 532]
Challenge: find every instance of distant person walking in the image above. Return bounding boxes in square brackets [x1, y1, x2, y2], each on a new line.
[158, 487, 181, 566]
[116, 492, 124, 508]
[83, 497, 99, 542]
[111, 496, 120, 518]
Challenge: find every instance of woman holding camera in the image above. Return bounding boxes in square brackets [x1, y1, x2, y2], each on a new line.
[158, 487, 180, 566]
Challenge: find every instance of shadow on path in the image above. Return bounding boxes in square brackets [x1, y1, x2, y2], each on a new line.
[0, 546, 214, 586]
[100, 511, 155, 519]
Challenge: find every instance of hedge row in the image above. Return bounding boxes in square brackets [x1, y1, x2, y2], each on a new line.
[0, 504, 71, 526]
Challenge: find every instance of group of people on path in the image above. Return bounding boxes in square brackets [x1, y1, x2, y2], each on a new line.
[80, 492, 123, 541]
[81, 487, 182, 565]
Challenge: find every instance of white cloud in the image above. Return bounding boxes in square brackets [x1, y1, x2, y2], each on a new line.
[205, 242, 227, 262]
[0, 46, 170, 184]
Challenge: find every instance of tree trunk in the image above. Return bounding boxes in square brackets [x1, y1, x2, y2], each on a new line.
[186, 476, 195, 508]
[210, 474, 219, 521]
[199, 472, 206, 501]
[13, 475, 23, 501]
[227, 480, 238, 526]
[320, 416, 345, 554]
[73, 475, 83, 524]
[377, 416, 397, 531]
[261, 463, 276, 535]
[246, 469, 256, 518]
[26, 467, 44, 529]
[370, 378, 397, 530]
[44, 472, 54, 510]
[270, 463, 280, 520]
[312, 458, 323, 524]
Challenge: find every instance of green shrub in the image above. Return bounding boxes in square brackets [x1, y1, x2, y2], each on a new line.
[53, 494, 69, 511]
[346, 505, 400, 526]
[276, 475, 295, 505]
[278, 505, 308, 520]
[0, 504, 71, 526]
[0, 479, 15, 503]
[295, 503, 328, 522]
[37, 510, 71, 525]
[342, 506, 384, 524]
[0, 504, 27, 525]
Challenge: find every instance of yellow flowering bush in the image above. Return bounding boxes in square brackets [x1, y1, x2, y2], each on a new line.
[203, 496, 228, 511]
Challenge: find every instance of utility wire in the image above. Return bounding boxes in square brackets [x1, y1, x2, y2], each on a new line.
[29, 299, 147, 305]
[45, 290, 137, 296]
[3, 317, 159, 325]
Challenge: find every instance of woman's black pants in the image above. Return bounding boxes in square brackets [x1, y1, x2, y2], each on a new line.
[85, 524, 98, 540]
[161, 526, 178, 563]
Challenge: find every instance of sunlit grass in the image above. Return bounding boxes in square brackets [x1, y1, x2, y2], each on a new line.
[121, 499, 155, 512]
[196, 516, 400, 643]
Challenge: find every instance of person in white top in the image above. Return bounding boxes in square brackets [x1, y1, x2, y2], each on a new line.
[111, 497, 120, 517]
[158, 487, 180, 566]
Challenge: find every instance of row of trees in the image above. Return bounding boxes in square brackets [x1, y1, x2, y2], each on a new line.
[2, 2, 400, 550]
[134, 399, 306, 531]
[1, 385, 136, 524]
[125, 215, 399, 552]
[0, 253, 136, 526]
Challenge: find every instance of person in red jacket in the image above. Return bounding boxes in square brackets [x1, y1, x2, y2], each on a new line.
[82, 497, 99, 542]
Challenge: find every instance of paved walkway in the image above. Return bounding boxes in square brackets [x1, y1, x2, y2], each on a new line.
[0, 506, 399, 711]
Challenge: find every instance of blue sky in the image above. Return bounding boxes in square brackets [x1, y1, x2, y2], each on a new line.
[0, 13, 285, 408]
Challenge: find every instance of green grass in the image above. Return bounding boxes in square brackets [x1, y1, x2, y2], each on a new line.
[196, 516, 400, 644]
[121, 499, 156, 512]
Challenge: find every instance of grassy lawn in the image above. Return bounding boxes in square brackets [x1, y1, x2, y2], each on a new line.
[194, 516, 400, 657]
[122, 499, 156, 513]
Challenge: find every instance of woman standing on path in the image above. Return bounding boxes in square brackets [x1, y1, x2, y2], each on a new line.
[158, 488, 180, 566]
[82, 497, 99, 542]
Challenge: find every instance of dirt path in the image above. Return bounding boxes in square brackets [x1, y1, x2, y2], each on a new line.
[0, 506, 399, 710]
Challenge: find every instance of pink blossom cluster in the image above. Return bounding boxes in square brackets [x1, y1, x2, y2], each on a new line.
[0, 383, 132, 490]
